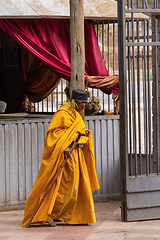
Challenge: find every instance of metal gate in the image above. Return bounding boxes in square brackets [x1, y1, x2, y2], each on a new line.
[118, 0, 160, 221]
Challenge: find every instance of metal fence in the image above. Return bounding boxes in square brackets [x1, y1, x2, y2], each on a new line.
[125, 1, 158, 176]
[30, 20, 119, 113]
[119, 0, 160, 222]
[0, 115, 120, 206]
[127, 18, 153, 166]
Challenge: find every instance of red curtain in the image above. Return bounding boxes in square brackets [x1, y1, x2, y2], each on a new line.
[21, 48, 61, 102]
[0, 19, 119, 102]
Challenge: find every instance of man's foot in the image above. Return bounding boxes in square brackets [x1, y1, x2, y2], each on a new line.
[46, 219, 57, 227]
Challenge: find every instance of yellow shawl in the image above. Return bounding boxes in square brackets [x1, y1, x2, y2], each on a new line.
[22, 101, 99, 227]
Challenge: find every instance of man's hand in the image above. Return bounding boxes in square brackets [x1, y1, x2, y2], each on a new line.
[85, 130, 89, 136]
[77, 144, 84, 148]
[64, 147, 71, 158]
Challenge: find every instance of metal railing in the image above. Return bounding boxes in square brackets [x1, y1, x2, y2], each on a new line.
[125, 0, 159, 176]
[30, 20, 119, 113]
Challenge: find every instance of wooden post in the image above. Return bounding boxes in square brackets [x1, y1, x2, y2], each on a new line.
[70, 0, 85, 94]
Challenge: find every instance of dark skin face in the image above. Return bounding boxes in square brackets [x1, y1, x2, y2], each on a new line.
[76, 101, 86, 112]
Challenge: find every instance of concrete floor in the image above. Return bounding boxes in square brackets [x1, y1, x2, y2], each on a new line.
[0, 201, 160, 240]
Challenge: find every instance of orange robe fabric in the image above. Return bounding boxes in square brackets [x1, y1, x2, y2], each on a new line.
[22, 101, 99, 227]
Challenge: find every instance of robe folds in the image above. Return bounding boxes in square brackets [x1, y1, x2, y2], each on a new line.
[22, 101, 99, 227]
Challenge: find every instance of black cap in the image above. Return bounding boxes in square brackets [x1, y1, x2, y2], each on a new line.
[71, 89, 88, 103]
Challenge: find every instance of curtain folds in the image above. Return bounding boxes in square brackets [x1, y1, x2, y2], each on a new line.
[0, 19, 119, 102]
[21, 48, 61, 102]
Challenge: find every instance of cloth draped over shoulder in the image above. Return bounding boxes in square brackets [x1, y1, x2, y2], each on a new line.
[22, 102, 99, 227]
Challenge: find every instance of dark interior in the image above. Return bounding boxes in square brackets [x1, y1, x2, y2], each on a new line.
[0, 29, 25, 113]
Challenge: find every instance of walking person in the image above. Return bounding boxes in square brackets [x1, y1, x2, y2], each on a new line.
[22, 89, 99, 227]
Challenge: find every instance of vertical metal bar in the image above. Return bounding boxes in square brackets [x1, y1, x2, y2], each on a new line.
[42, 99, 44, 112]
[53, 91, 56, 112]
[102, 21, 104, 61]
[37, 102, 39, 112]
[97, 89, 99, 98]
[107, 21, 110, 112]
[127, 0, 129, 9]
[142, 0, 145, 8]
[127, 20, 132, 176]
[31, 101, 33, 112]
[28, 100, 30, 112]
[131, 0, 133, 9]
[136, 19, 142, 175]
[147, 19, 152, 173]
[102, 91, 105, 111]
[96, 20, 99, 43]
[137, 0, 139, 8]
[94, 20, 102, 106]
[95, 89, 97, 98]
[142, 20, 149, 175]
[155, 19, 160, 174]
[107, 21, 110, 72]
[61, 79, 63, 105]
[118, 0, 128, 222]
[108, 96, 110, 112]
[34, 103, 36, 112]
[113, 21, 115, 74]
[144, 0, 148, 9]
[154, 0, 158, 9]
[104, 22, 107, 70]
[51, 92, 53, 112]
[46, 97, 48, 112]
[91, 88, 94, 99]
[131, 12, 138, 176]
[56, 87, 58, 111]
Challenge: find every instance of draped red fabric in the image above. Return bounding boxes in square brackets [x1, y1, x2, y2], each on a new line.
[21, 48, 62, 102]
[0, 19, 119, 99]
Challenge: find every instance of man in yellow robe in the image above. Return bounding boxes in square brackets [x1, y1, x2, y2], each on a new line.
[22, 89, 99, 227]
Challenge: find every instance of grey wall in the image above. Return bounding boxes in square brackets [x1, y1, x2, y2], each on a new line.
[0, 115, 120, 207]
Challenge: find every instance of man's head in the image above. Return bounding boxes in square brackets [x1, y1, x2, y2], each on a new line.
[71, 89, 88, 112]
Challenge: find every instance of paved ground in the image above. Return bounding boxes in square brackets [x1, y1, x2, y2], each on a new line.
[1, 201, 160, 240]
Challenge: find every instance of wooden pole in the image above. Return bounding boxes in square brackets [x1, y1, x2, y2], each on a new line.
[70, 0, 85, 93]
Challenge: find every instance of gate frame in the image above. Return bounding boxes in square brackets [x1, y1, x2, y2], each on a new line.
[118, 0, 160, 222]
[118, 0, 128, 222]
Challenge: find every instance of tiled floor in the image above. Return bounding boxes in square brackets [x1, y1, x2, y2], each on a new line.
[1, 201, 160, 240]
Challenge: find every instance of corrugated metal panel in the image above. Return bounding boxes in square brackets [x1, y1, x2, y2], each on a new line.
[85, 115, 120, 198]
[0, 118, 51, 206]
[0, 0, 148, 20]
[126, 175, 160, 221]
[0, 115, 120, 206]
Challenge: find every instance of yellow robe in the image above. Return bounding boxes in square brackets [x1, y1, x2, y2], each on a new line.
[22, 101, 99, 227]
